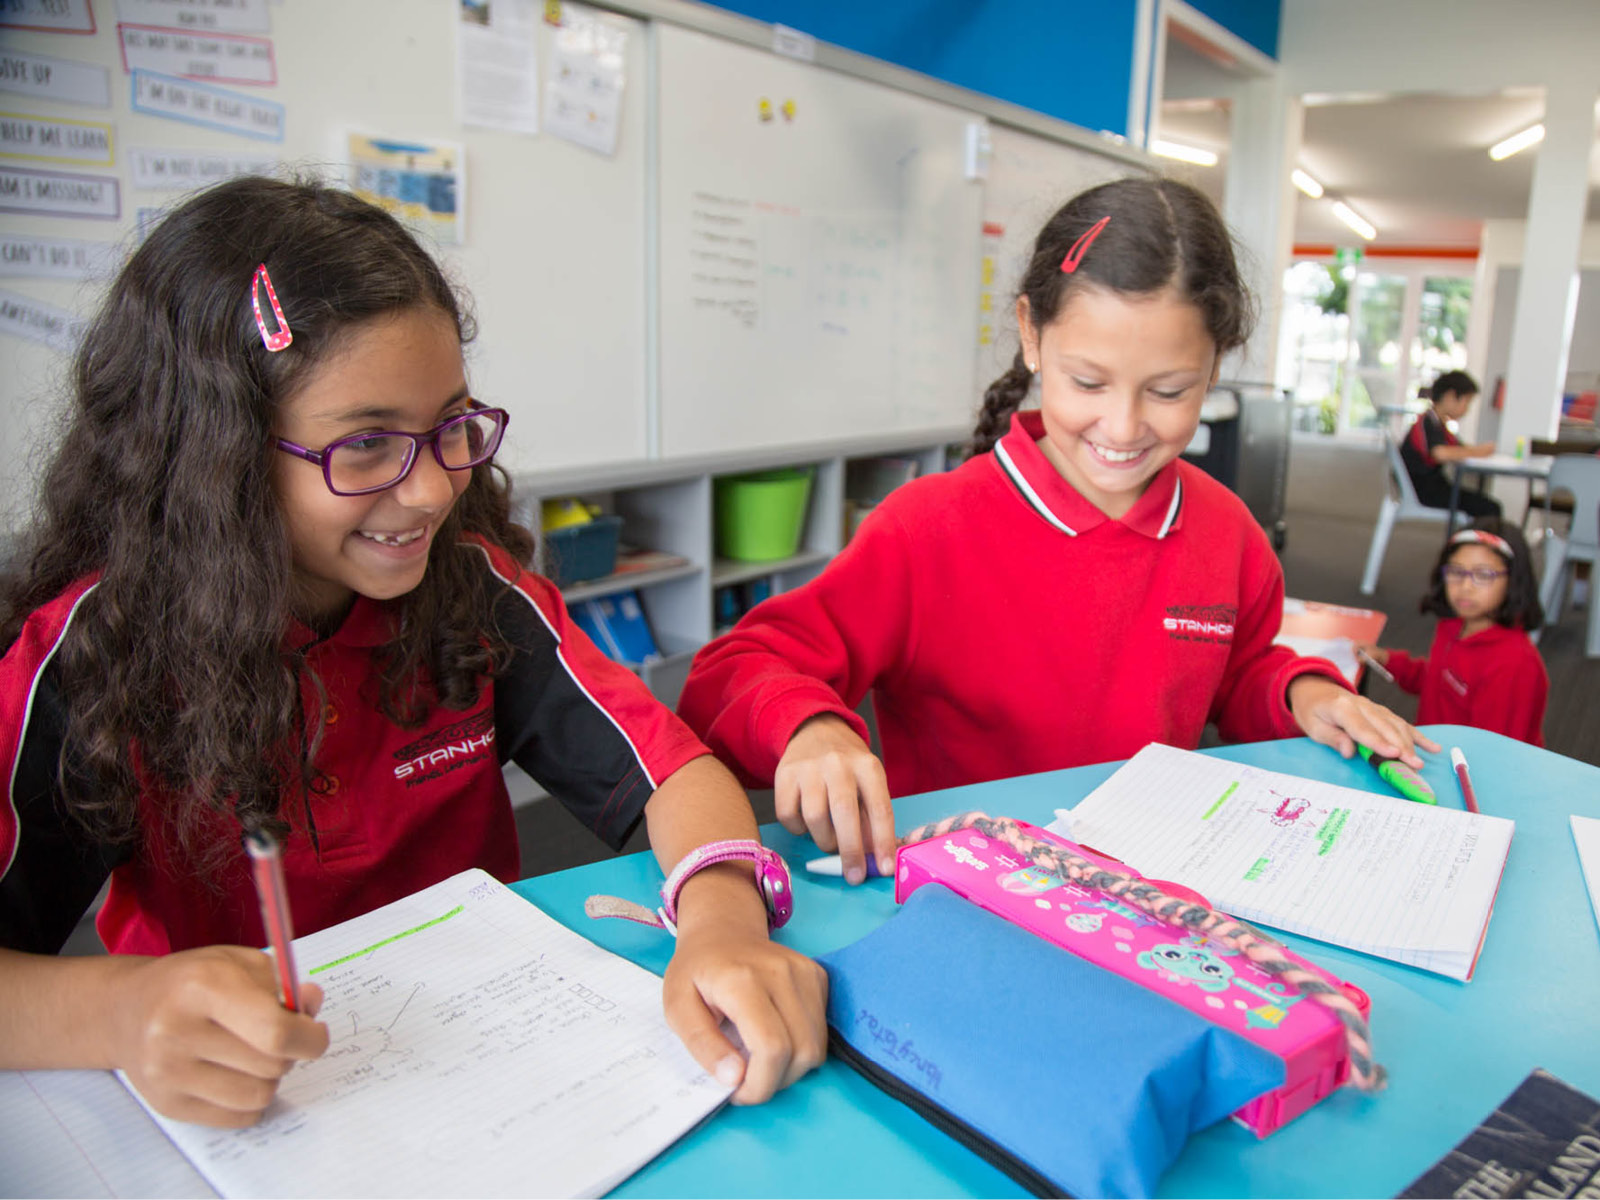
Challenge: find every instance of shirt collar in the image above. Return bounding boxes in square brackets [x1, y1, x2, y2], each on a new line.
[286, 594, 395, 651]
[993, 411, 1185, 540]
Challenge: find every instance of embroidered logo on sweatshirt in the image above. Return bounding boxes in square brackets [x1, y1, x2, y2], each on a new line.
[1162, 604, 1237, 644]
[393, 710, 496, 785]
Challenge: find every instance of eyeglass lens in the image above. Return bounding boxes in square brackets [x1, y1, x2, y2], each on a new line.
[1442, 566, 1506, 586]
[327, 410, 502, 493]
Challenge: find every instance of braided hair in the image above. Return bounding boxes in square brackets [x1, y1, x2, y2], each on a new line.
[967, 177, 1256, 457]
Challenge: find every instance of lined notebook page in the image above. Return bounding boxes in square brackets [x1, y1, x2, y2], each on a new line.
[125, 870, 729, 1199]
[1053, 744, 1513, 980]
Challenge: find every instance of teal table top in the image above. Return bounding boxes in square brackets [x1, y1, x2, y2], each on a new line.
[512, 727, 1600, 1198]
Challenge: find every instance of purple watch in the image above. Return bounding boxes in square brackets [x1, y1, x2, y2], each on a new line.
[584, 839, 793, 935]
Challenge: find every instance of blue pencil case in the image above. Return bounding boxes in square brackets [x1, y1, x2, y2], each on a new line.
[819, 884, 1286, 1198]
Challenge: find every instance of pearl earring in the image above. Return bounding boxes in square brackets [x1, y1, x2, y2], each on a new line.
[1027, 362, 1037, 374]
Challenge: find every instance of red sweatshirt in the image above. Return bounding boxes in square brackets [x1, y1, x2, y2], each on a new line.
[1386, 618, 1548, 746]
[678, 412, 1347, 797]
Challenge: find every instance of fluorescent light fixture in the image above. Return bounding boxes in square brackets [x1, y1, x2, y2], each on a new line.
[1291, 168, 1324, 198]
[1489, 124, 1545, 160]
[1331, 201, 1377, 241]
[1150, 138, 1219, 167]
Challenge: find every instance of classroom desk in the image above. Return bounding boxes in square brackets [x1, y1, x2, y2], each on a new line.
[513, 726, 1600, 1199]
[1446, 453, 1553, 539]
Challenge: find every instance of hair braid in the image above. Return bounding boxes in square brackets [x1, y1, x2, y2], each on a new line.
[966, 351, 1033, 458]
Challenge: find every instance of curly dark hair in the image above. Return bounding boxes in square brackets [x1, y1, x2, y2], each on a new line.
[967, 176, 1255, 457]
[0, 175, 534, 867]
[1420, 517, 1544, 632]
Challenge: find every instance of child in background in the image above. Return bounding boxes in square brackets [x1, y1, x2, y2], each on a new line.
[1358, 520, 1547, 746]
[0, 177, 824, 1126]
[678, 177, 1435, 883]
[1402, 371, 1502, 518]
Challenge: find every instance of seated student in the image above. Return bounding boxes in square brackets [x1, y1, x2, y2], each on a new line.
[677, 177, 1436, 883]
[1402, 370, 1502, 518]
[1359, 519, 1548, 746]
[0, 177, 824, 1127]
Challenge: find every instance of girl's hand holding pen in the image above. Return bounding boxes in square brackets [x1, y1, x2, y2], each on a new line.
[774, 714, 897, 885]
[114, 946, 328, 1128]
[1286, 675, 1440, 767]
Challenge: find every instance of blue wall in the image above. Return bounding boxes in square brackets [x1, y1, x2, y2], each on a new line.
[704, 1, 1279, 138]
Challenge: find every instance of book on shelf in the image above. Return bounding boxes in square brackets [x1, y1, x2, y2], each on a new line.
[1050, 743, 1514, 981]
[122, 870, 730, 1198]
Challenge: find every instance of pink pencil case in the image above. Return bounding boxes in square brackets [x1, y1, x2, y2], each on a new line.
[893, 821, 1370, 1137]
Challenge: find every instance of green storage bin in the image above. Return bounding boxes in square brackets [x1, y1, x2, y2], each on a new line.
[715, 468, 815, 561]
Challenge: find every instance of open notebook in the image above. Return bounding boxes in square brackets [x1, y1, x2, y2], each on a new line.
[1050, 744, 1514, 981]
[122, 869, 730, 1199]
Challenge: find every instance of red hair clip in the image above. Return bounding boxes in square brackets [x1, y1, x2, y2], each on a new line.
[251, 263, 292, 352]
[1060, 216, 1111, 273]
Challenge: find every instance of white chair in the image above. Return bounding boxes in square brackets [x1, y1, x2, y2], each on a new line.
[1360, 434, 1451, 595]
[1538, 454, 1600, 657]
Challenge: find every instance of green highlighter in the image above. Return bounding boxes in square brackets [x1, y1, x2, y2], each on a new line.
[1357, 743, 1436, 804]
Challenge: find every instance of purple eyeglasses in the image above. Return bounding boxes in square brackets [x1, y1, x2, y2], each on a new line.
[275, 405, 509, 496]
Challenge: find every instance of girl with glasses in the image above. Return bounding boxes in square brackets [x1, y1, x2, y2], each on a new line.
[0, 176, 823, 1126]
[1359, 520, 1548, 745]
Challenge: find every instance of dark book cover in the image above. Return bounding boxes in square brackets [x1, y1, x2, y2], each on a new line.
[1399, 1069, 1600, 1199]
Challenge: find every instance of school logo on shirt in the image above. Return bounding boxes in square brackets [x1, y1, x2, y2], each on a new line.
[1162, 604, 1237, 644]
[393, 710, 495, 785]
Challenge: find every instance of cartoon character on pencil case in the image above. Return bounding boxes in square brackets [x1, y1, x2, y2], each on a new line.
[1137, 936, 1236, 992]
[998, 866, 1065, 895]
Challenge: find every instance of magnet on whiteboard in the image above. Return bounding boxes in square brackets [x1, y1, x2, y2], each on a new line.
[758, 97, 774, 122]
[964, 120, 992, 181]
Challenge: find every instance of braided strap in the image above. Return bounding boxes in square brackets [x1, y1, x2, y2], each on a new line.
[898, 811, 1387, 1092]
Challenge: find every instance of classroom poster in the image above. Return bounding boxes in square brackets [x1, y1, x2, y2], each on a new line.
[347, 134, 465, 246]
[117, 24, 277, 86]
[0, 50, 112, 108]
[114, 0, 270, 34]
[543, 0, 626, 157]
[0, 164, 120, 218]
[0, 287, 91, 353]
[457, 0, 539, 135]
[126, 145, 275, 188]
[0, 233, 118, 279]
[0, 113, 114, 165]
[0, 0, 96, 34]
[130, 70, 284, 140]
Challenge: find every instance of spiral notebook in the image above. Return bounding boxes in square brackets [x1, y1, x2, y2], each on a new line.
[1051, 744, 1514, 981]
[124, 870, 730, 1199]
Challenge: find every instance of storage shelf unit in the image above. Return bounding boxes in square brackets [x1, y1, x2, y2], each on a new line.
[508, 428, 966, 695]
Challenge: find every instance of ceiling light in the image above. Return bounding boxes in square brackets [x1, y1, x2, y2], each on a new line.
[1150, 138, 1219, 167]
[1331, 201, 1376, 241]
[1291, 168, 1324, 198]
[1489, 124, 1545, 160]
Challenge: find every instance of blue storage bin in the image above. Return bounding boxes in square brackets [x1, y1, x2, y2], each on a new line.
[543, 515, 623, 586]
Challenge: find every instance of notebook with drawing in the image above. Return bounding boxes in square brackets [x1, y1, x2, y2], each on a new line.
[1050, 744, 1514, 981]
[121, 869, 730, 1199]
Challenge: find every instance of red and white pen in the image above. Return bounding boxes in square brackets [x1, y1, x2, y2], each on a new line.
[243, 829, 301, 1011]
[1450, 747, 1481, 815]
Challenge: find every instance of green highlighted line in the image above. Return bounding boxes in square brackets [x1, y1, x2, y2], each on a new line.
[309, 905, 465, 975]
[1202, 781, 1239, 820]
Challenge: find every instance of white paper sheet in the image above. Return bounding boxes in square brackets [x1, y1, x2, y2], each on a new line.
[127, 870, 729, 1199]
[1572, 815, 1600, 937]
[1052, 744, 1514, 980]
[1273, 632, 1360, 686]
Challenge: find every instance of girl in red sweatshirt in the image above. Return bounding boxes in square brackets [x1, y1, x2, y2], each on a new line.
[678, 177, 1435, 882]
[1361, 520, 1548, 745]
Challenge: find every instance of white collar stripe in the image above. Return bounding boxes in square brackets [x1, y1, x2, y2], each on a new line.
[1157, 474, 1183, 539]
[995, 442, 1078, 537]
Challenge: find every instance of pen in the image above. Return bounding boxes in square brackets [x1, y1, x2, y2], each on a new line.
[1355, 646, 1395, 684]
[243, 829, 301, 1012]
[1356, 743, 1436, 805]
[805, 853, 888, 879]
[1451, 747, 1481, 814]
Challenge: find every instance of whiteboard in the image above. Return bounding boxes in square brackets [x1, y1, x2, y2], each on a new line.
[0, 0, 648, 532]
[656, 23, 985, 457]
[975, 122, 1147, 394]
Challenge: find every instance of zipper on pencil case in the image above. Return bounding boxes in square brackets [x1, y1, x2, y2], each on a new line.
[827, 1029, 1071, 1199]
